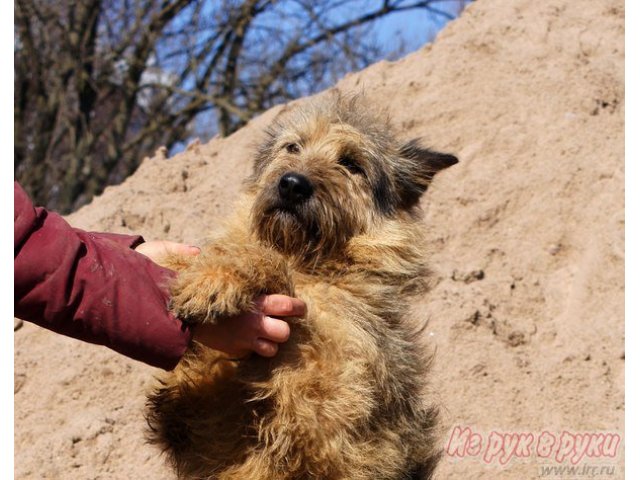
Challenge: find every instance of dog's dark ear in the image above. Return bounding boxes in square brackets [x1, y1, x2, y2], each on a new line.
[397, 139, 458, 208]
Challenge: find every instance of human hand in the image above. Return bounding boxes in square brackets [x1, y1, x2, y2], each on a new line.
[135, 240, 201, 264]
[191, 294, 305, 358]
[136, 241, 305, 358]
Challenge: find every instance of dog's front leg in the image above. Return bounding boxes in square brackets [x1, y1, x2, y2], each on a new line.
[170, 240, 294, 324]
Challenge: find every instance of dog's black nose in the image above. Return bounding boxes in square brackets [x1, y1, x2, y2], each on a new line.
[278, 172, 313, 203]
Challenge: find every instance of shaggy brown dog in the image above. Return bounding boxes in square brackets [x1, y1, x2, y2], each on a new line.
[146, 92, 458, 480]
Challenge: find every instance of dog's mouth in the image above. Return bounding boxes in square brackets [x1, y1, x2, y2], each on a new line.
[263, 200, 308, 223]
[255, 199, 322, 251]
[266, 204, 297, 217]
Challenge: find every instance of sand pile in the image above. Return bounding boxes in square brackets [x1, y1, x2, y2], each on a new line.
[15, 0, 624, 478]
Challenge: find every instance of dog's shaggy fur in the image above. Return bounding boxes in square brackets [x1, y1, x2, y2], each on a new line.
[146, 92, 458, 480]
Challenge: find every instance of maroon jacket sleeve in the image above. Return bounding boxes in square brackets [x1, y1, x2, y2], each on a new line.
[14, 182, 192, 370]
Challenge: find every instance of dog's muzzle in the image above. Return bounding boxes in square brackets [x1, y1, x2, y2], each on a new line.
[278, 172, 314, 205]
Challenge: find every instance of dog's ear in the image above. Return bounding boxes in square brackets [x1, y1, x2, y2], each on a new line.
[397, 139, 458, 208]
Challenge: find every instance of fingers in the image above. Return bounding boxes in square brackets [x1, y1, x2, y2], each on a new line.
[249, 316, 289, 358]
[238, 314, 289, 357]
[256, 294, 306, 317]
[188, 294, 301, 359]
[253, 338, 278, 357]
[259, 316, 290, 343]
[190, 313, 290, 359]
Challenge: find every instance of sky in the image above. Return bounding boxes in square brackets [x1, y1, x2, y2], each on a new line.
[374, 0, 468, 55]
[173, 0, 471, 152]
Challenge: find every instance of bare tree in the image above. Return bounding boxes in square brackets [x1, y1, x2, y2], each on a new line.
[14, 0, 468, 213]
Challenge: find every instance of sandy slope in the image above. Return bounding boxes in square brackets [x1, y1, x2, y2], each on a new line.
[15, 0, 624, 478]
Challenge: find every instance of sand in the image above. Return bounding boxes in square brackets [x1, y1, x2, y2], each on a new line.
[14, 0, 624, 478]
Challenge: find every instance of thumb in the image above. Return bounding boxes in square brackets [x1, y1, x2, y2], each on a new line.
[135, 241, 200, 263]
[163, 242, 201, 256]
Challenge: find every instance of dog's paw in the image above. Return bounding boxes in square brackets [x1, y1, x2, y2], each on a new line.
[170, 267, 257, 324]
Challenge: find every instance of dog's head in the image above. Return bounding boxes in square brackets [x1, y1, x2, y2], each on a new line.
[247, 93, 458, 264]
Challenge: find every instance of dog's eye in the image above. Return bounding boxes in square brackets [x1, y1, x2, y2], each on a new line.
[338, 155, 364, 175]
[284, 143, 300, 154]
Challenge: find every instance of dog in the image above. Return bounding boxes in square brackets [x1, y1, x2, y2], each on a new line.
[146, 92, 458, 479]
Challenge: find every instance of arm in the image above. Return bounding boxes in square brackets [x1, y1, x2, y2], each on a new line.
[14, 182, 191, 370]
[14, 182, 304, 365]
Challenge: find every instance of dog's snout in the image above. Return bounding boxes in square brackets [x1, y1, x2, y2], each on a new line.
[278, 172, 313, 203]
